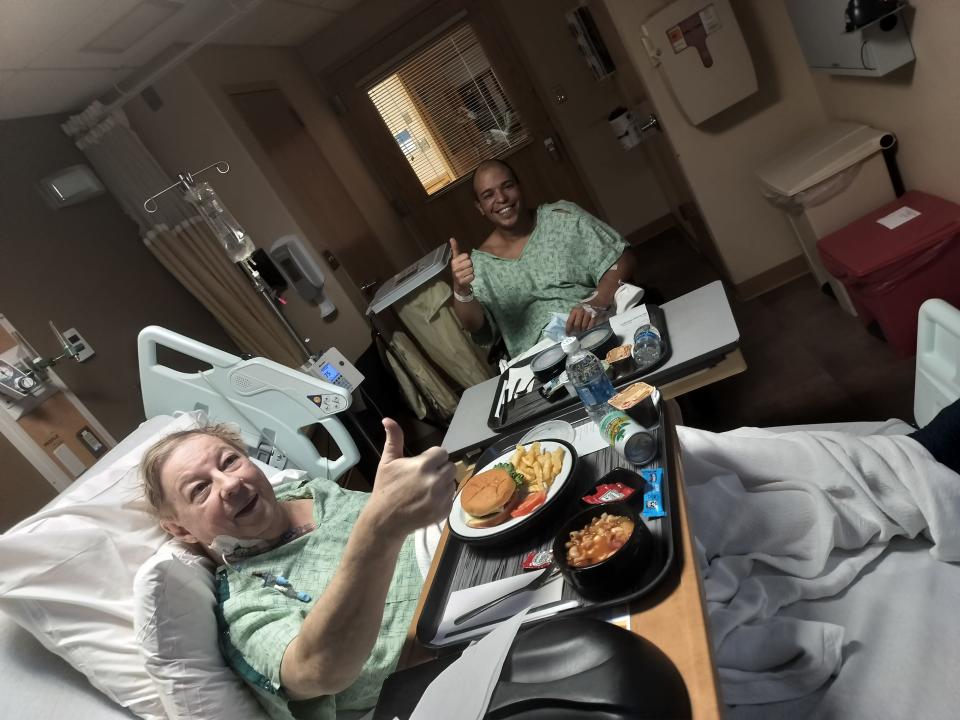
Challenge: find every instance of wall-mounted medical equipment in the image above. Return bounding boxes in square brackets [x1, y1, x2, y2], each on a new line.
[0, 315, 114, 491]
[269, 235, 336, 318]
[566, 6, 616, 81]
[640, 0, 757, 125]
[38, 165, 105, 209]
[0, 320, 92, 412]
[785, 0, 914, 77]
[608, 108, 660, 150]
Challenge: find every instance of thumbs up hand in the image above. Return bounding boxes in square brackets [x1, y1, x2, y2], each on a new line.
[368, 418, 455, 540]
[449, 238, 475, 294]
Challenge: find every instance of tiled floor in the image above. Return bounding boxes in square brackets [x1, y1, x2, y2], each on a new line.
[633, 227, 917, 432]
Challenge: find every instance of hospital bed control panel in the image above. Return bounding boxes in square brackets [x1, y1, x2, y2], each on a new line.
[308, 392, 348, 414]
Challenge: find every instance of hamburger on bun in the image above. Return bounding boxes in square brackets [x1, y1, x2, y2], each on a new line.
[460, 464, 522, 528]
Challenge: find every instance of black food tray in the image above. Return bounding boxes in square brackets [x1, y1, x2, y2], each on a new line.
[416, 417, 680, 650]
[487, 304, 673, 433]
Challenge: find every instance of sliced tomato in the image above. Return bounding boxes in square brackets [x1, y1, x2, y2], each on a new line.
[510, 491, 547, 518]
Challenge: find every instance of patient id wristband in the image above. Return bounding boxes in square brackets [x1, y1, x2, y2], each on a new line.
[453, 289, 475, 303]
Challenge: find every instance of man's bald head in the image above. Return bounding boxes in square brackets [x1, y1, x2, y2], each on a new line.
[472, 158, 519, 199]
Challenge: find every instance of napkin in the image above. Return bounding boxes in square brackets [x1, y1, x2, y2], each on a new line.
[430, 569, 575, 645]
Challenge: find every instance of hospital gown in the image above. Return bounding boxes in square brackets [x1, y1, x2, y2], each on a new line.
[215, 477, 422, 720]
[470, 200, 627, 358]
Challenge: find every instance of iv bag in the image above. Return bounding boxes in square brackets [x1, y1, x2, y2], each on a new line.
[184, 181, 255, 262]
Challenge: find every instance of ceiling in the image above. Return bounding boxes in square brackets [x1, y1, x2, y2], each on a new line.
[0, 0, 364, 120]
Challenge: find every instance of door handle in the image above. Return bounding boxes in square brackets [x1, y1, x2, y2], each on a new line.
[637, 113, 660, 134]
[360, 280, 379, 296]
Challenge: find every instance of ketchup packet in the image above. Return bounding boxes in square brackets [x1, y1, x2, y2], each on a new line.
[640, 467, 666, 519]
[582, 482, 637, 505]
[521, 549, 554, 570]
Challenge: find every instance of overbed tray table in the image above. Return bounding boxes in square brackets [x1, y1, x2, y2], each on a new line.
[443, 280, 744, 459]
[399, 400, 723, 719]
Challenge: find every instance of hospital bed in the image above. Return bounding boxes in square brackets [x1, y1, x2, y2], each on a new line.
[1, 298, 958, 720]
[0, 326, 362, 720]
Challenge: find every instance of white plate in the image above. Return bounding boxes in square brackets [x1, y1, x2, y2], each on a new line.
[449, 440, 575, 541]
[519, 420, 576, 445]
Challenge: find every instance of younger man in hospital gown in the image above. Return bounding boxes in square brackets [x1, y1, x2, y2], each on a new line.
[141, 418, 454, 720]
[449, 159, 639, 358]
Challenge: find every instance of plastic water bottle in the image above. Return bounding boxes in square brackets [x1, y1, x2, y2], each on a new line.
[632, 324, 664, 371]
[562, 337, 615, 425]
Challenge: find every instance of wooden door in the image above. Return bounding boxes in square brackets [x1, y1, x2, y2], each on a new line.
[230, 88, 399, 291]
[323, 0, 597, 251]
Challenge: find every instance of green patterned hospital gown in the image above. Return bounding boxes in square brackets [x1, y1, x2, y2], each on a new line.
[215, 477, 422, 720]
[470, 200, 627, 358]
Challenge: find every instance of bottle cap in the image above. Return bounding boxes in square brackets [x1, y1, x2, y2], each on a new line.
[560, 337, 580, 355]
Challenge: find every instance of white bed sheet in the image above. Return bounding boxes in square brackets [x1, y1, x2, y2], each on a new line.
[721, 419, 960, 720]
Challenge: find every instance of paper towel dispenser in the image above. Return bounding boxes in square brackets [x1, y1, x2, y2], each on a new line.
[640, 0, 757, 125]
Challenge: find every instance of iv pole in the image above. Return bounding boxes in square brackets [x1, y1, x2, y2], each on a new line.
[143, 161, 313, 362]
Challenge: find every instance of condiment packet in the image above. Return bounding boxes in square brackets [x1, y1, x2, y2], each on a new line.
[521, 549, 554, 570]
[640, 467, 666, 519]
[581, 482, 637, 505]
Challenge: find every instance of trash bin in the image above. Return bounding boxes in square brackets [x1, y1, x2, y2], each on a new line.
[756, 122, 896, 314]
[817, 190, 960, 357]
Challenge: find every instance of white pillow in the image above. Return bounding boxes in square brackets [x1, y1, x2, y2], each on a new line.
[0, 412, 206, 719]
[132, 468, 305, 720]
[134, 541, 269, 720]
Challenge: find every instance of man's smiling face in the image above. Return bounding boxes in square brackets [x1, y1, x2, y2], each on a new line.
[474, 163, 525, 230]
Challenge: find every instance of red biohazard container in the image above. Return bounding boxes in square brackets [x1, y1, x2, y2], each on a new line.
[817, 190, 960, 356]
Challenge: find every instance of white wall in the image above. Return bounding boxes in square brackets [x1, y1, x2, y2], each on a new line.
[599, 0, 829, 284]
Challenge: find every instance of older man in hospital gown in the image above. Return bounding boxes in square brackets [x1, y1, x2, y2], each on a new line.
[141, 417, 454, 720]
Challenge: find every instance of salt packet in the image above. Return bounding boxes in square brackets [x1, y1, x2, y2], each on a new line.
[640, 467, 666, 519]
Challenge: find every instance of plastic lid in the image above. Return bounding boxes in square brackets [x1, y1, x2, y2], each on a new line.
[755, 122, 890, 197]
[818, 191, 960, 278]
[561, 337, 580, 355]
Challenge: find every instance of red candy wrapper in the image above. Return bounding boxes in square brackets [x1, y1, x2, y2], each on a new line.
[521, 549, 554, 570]
[582, 482, 637, 505]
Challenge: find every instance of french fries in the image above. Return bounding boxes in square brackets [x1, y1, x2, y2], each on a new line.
[510, 442, 566, 493]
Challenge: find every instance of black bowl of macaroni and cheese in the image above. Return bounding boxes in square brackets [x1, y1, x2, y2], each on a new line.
[552, 502, 653, 598]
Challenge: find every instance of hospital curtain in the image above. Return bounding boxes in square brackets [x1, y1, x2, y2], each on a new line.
[62, 102, 193, 231]
[144, 219, 303, 366]
[62, 103, 305, 368]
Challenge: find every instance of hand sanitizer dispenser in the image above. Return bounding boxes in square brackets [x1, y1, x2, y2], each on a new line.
[641, 0, 757, 125]
[269, 235, 337, 318]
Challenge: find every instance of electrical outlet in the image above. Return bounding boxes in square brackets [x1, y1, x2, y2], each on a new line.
[63, 328, 94, 362]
